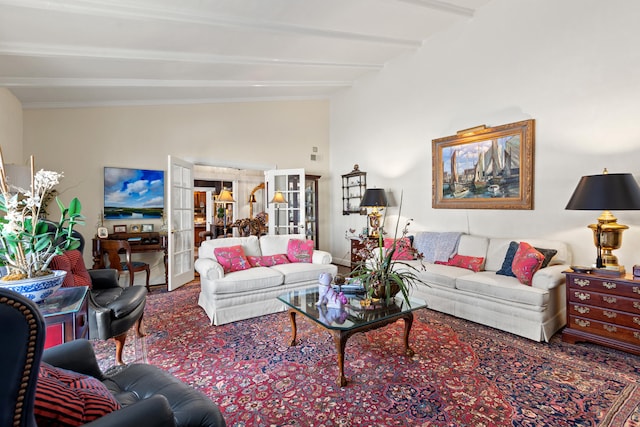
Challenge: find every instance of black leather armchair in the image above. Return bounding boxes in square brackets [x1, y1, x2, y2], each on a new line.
[0, 287, 226, 427]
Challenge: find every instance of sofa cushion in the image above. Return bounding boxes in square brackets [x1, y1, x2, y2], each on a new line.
[247, 254, 290, 267]
[486, 238, 571, 272]
[199, 236, 261, 260]
[287, 239, 314, 263]
[214, 245, 251, 273]
[512, 242, 545, 286]
[35, 362, 121, 426]
[446, 254, 485, 272]
[406, 261, 471, 289]
[496, 241, 519, 277]
[383, 237, 414, 260]
[259, 234, 306, 256]
[535, 247, 558, 269]
[270, 262, 337, 284]
[209, 267, 284, 293]
[91, 286, 147, 319]
[457, 235, 489, 258]
[455, 271, 549, 307]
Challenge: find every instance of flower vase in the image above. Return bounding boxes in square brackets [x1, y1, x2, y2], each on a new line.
[370, 281, 401, 302]
[0, 270, 67, 303]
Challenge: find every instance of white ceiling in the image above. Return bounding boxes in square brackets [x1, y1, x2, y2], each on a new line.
[0, 0, 491, 108]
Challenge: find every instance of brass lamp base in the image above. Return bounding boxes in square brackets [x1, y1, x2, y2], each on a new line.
[368, 209, 382, 238]
[588, 210, 628, 270]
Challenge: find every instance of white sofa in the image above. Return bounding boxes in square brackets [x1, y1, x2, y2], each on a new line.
[401, 234, 571, 342]
[195, 234, 337, 325]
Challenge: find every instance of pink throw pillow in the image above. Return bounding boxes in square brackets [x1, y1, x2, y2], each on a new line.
[214, 245, 251, 273]
[383, 237, 414, 260]
[511, 242, 545, 286]
[247, 254, 290, 267]
[287, 239, 314, 263]
[447, 254, 485, 272]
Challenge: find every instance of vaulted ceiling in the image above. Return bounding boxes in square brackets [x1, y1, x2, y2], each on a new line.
[0, 0, 491, 108]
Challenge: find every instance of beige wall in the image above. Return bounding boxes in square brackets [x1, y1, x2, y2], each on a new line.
[22, 100, 330, 284]
[0, 88, 23, 164]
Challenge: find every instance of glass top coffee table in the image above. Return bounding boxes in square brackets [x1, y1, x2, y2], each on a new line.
[277, 287, 427, 386]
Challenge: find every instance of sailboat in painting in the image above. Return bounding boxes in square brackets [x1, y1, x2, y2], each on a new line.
[449, 150, 469, 198]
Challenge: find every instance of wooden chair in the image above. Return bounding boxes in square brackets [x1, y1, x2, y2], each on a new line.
[100, 239, 151, 290]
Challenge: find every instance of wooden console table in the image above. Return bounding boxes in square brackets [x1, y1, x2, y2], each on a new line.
[92, 232, 168, 287]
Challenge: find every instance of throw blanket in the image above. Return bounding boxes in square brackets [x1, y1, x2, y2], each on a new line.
[414, 232, 463, 263]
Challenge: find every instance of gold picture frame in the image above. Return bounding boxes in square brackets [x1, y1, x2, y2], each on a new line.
[432, 119, 534, 210]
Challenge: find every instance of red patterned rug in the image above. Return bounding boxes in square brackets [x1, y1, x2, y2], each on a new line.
[92, 281, 640, 426]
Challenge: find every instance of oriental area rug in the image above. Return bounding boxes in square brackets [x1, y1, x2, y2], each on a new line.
[92, 281, 640, 426]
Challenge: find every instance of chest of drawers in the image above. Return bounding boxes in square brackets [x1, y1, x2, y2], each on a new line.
[563, 271, 640, 355]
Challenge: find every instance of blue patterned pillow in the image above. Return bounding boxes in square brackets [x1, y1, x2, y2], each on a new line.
[496, 241, 519, 277]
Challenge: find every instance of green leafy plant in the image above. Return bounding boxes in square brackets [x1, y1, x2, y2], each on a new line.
[350, 193, 426, 306]
[0, 151, 84, 280]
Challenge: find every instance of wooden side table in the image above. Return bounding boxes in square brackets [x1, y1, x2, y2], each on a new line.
[40, 286, 89, 347]
[563, 271, 640, 355]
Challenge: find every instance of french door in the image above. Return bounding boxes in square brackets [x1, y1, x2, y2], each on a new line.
[265, 168, 305, 235]
[167, 156, 195, 290]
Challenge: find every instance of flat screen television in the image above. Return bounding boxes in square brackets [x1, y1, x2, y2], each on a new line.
[104, 167, 165, 220]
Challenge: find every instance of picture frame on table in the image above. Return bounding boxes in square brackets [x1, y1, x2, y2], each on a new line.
[432, 119, 534, 210]
[97, 227, 109, 239]
[130, 224, 141, 233]
[113, 225, 127, 233]
[141, 224, 154, 232]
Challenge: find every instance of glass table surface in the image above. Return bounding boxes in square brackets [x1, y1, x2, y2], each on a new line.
[277, 286, 427, 330]
[38, 286, 89, 317]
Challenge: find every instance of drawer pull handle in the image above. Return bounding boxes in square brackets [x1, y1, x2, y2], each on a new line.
[635, 302, 640, 310]
[575, 278, 590, 287]
[575, 319, 590, 328]
[634, 332, 640, 340]
[574, 306, 590, 314]
[634, 287, 640, 294]
[603, 324, 617, 333]
[575, 292, 590, 301]
[603, 296, 617, 304]
[634, 317, 640, 326]
[603, 282, 616, 290]
[603, 310, 617, 318]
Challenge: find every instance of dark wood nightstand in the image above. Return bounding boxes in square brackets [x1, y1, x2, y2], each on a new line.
[563, 270, 640, 355]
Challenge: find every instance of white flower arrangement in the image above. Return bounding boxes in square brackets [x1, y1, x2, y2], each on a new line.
[0, 149, 83, 280]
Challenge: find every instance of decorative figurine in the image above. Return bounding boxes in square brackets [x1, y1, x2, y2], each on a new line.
[317, 272, 348, 309]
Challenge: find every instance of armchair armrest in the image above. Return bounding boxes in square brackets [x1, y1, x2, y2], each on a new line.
[195, 258, 224, 280]
[88, 269, 120, 289]
[83, 395, 176, 427]
[42, 339, 104, 379]
[531, 264, 570, 290]
[312, 250, 332, 265]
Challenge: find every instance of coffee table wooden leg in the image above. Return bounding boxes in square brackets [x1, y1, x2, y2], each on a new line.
[332, 331, 349, 387]
[288, 309, 298, 346]
[403, 313, 415, 357]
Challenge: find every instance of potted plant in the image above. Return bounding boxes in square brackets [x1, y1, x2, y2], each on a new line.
[0, 149, 83, 301]
[350, 193, 426, 306]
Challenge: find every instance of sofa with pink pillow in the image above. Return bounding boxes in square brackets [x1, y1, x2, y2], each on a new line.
[195, 234, 337, 325]
[397, 233, 571, 342]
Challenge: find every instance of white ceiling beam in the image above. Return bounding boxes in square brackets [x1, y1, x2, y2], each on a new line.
[0, 42, 383, 70]
[1, 77, 353, 88]
[392, 0, 475, 17]
[0, 0, 422, 48]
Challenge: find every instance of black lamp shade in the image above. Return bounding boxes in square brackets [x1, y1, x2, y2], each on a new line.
[566, 173, 640, 210]
[360, 188, 388, 208]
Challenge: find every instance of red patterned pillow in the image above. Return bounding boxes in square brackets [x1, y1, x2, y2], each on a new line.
[35, 362, 121, 426]
[287, 239, 314, 263]
[383, 238, 414, 260]
[247, 254, 290, 267]
[447, 254, 485, 272]
[50, 250, 92, 288]
[511, 242, 545, 286]
[214, 245, 251, 273]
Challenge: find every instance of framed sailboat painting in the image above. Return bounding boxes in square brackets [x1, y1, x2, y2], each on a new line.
[432, 119, 534, 210]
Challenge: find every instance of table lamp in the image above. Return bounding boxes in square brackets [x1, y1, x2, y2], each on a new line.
[217, 189, 235, 237]
[360, 188, 388, 238]
[248, 193, 257, 218]
[565, 169, 640, 273]
[269, 191, 287, 235]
